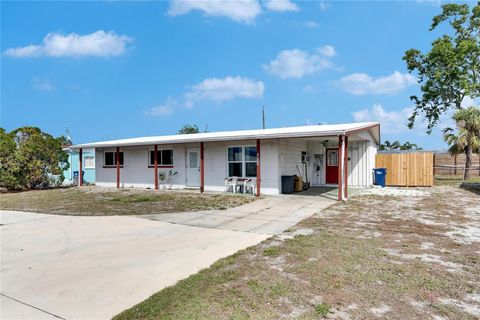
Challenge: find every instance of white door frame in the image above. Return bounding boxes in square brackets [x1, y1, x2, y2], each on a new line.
[186, 148, 200, 187]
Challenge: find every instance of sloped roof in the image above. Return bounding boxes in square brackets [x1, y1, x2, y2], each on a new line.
[71, 122, 380, 149]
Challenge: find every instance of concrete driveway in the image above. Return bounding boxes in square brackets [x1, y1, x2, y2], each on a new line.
[1, 194, 333, 320]
[142, 194, 334, 234]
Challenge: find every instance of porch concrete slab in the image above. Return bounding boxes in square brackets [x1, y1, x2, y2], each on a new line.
[1, 210, 268, 320]
[249, 221, 298, 235]
[233, 201, 278, 213]
[206, 210, 252, 219]
[217, 217, 272, 233]
[181, 214, 237, 228]
[143, 211, 206, 224]
[142, 193, 336, 235]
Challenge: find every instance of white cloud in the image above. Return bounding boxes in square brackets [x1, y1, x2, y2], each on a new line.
[32, 77, 54, 92]
[263, 47, 336, 79]
[146, 105, 174, 116]
[338, 71, 417, 95]
[263, 0, 299, 12]
[461, 96, 478, 108]
[185, 76, 265, 104]
[302, 20, 320, 28]
[168, 0, 262, 23]
[415, 0, 442, 7]
[316, 45, 336, 57]
[319, 1, 329, 10]
[352, 104, 413, 133]
[4, 31, 132, 58]
[146, 76, 265, 116]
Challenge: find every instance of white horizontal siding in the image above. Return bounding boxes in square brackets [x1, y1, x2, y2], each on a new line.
[93, 135, 377, 194]
[278, 139, 307, 176]
[96, 145, 186, 189]
[204, 139, 279, 195]
[95, 140, 280, 195]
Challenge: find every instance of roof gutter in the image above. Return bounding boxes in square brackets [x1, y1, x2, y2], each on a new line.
[70, 123, 381, 149]
[71, 130, 349, 149]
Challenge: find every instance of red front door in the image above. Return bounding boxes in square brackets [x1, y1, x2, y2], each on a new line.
[326, 149, 339, 184]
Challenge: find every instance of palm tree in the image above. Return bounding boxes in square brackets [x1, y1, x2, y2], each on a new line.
[379, 140, 399, 151]
[400, 142, 422, 150]
[378, 140, 392, 151]
[443, 106, 480, 180]
[379, 140, 422, 151]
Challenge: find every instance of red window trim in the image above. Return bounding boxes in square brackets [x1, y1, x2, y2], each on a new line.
[147, 165, 174, 168]
[103, 165, 124, 168]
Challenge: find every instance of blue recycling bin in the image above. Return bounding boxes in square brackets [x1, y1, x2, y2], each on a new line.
[373, 168, 387, 188]
[73, 171, 85, 177]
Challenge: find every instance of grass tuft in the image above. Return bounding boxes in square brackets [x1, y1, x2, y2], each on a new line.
[263, 246, 281, 257]
[314, 303, 332, 317]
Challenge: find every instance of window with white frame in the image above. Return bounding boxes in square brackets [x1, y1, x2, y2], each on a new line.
[149, 149, 173, 166]
[227, 146, 257, 177]
[84, 156, 95, 169]
[104, 151, 124, 166]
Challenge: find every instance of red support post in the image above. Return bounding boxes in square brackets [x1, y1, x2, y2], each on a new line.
[344, 136, 348, 200]
[200, 142, 204, 193]
[256, 139, 261, 197]
[154, 145, 158, 191]
[79, 148, 83, 187]
[116, 147, 120, 189]
[338, 135, 343, 201]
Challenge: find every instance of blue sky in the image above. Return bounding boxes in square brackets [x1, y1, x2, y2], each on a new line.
[1, 0, 473, 149]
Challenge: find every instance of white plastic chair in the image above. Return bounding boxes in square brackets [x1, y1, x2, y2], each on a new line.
[224, 177, 239, 193]
[242, 178, 256, 195]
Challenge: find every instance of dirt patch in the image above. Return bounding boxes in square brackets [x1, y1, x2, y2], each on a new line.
[0, 186, 255, 216]
[114, 186, 479, 320]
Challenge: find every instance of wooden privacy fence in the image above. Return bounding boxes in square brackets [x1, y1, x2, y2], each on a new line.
[434, 153, 480, 177]
[375, 152, 434, 187]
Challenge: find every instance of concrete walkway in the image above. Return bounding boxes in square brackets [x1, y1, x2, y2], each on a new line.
[141, 194, 335, 234]
[0, 194, 334, 320]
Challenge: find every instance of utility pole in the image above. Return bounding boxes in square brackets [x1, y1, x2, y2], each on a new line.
[262, 106, 266, 129]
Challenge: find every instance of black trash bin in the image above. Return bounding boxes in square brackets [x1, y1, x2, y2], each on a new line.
[281, 175, 295, 194]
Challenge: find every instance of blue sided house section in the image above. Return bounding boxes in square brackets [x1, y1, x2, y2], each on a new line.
[63, 148, 95, 185]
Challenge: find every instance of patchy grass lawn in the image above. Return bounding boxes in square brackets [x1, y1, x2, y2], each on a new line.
[435, 175, 480, 186]
[0, 186, 255, 215]
[114, 186, 479, 320]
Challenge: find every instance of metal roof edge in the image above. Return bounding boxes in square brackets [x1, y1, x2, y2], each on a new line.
[71, 122, 380, 149]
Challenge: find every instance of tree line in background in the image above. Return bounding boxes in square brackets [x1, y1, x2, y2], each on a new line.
[0, 127, 69, 191]
[178, 124, 200, 134]
[404, 2, 479, 179]
[378, 141, 422, 151]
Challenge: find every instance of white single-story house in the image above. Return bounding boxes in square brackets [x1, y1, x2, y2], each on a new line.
[71, 122, 380, 201]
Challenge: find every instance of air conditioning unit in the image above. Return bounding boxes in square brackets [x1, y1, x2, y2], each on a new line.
[301, 152, 310, 163]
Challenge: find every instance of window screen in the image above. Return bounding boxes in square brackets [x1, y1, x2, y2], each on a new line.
[227, 146, 257, 177]
[104, 152, 123, 166]
[149, 149, 173, 166]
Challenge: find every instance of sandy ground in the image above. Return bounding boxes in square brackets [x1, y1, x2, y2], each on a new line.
[114, 186, 480, 320]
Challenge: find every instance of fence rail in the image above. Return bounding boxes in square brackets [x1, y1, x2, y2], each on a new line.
[433, 153, 480, 177]
[433, 164, 480, 177]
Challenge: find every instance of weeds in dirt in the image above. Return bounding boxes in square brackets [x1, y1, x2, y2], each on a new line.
[113, 186, 479, 319]
[0, 186, 254, 215]
[314, 303, 332, 317]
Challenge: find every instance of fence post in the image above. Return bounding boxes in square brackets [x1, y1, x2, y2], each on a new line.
[454, 155, 457, 176]
[432, 154, 435, 176]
